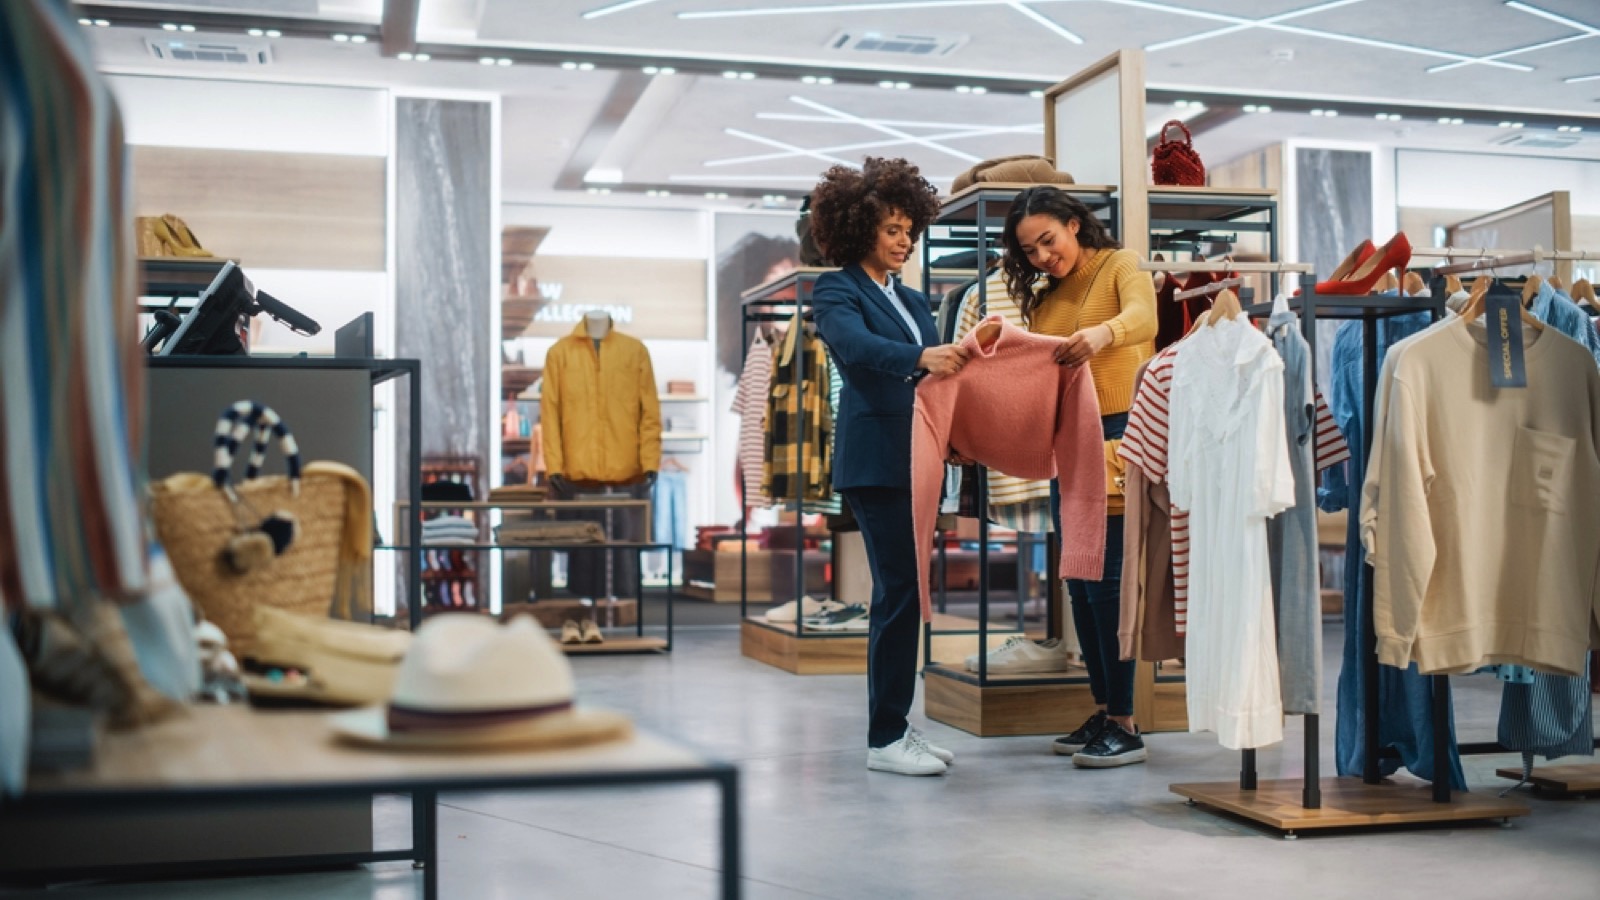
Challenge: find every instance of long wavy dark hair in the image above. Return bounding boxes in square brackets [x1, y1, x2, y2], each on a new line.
[1001, 186, 1120, 325]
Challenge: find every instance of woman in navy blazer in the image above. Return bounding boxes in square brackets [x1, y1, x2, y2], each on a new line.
[809, 157, 969, 777]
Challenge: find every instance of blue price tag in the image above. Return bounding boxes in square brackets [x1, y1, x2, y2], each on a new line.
[1483, 281, 1527, 389]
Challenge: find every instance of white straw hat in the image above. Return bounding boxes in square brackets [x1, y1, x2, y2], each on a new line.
[331, 613, 630, 751]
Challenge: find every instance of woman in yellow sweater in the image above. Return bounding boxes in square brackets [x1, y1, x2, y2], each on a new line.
[1002, 185, 1157, 768]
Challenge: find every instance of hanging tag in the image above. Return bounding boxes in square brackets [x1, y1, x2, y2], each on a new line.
[1483, 281, 1527, 389]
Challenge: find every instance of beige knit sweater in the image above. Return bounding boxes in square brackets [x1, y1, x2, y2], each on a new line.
[1369, 318, 1600, 676]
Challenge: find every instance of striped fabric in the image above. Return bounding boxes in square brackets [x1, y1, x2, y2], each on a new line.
[210, 402, 303, 491]
[1120, 343, 1349, 633]
[802, 361, 843, 516]
[762, 312, 833, 504]
[953, 272, 1054, 509]
[731, 332, 773, 508]
[1498, 661, 1595, 771]
[0, 0, 147, 616]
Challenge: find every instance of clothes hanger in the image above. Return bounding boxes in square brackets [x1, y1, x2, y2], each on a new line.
[1151, 252, 1166, 292]
[1460, 275, 1544, 332]
[1205, 287, 1242, 323]
[661, 456, 688, 473]
[1549, 274, 1565, 291]
[1376, 270, 1399, 293]
[1402, 271, 1427, 297]
[1445, 272, 1464, 295]
[1521, 273, 1544, 307]
[1571, 277, 1596, 307]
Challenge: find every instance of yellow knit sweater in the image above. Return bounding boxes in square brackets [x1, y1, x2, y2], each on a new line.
[1027, 248, 1157, 415]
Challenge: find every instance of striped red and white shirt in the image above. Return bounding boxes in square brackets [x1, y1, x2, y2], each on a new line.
[1119, 343, 1349, 633]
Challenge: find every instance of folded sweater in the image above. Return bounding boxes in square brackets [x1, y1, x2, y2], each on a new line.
[911, 316, 1107, 619]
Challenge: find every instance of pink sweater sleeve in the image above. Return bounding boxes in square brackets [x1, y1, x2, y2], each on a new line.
[911, 390, 952, 622]
[1054, 365, 1108, 581]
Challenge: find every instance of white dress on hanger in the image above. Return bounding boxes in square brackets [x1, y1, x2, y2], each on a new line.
[1170, 316, 1296, 750]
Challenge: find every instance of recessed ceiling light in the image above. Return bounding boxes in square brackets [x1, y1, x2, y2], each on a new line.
[179, 24, 196, 32]
[1244, 104, 1259, 113]
[248, 28, 265, 36]
[333, 33, 350, 42]
[1257, 104, 1272, 113]
[895, 81, 910, 89]
[1029, 90, 1044, 99]
[1453, 118, 1465, 125]
[1174, 100, 1191, 108]
[955, 85, 972, 93]
[161, 23, 178, 31]
[498, 58, 514, 66]
[644, 66, 660, 74]
[78, 17, 92, 25]
[93, 19, 110, 27]
[1498, 121, 1514, 127]
[398, 52, 413, 61]
[878, 80, 896, 89]
[971, 86, 987, 95]
[350, 34, 368, 44]
[266, 29, 281, 37]
[579, 61, 595, 70]
[414, 53, 430, 61]
[774, 194, 787, 201]
[724, 71, 740, 79]
[562, 61, 578, 70]
[1438, 116, 1453, 124]
[481, 57, 498, 66]
[801, 75, 818, 84]
[1510, 121, 1523, 128]
[740, 71, 756, 80]
[817, 76, 832, 84]
[660, 66, 675, 74]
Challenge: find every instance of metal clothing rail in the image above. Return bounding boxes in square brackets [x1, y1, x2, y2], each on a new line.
[1136, 261, 1315, 274]
[1412, 246, 1598, 276]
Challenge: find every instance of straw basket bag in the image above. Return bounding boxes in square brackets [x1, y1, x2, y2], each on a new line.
[148, 402, 372, 658]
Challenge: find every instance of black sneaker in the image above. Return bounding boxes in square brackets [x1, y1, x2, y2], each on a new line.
[1072, 721, 1148, 768]
[1051, 711, 1108, 756]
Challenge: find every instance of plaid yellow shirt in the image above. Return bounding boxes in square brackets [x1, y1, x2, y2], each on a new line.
[762, 312, 834, 504]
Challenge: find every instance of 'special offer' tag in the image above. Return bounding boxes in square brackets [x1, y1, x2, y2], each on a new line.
[1484, 281, 1527, 389]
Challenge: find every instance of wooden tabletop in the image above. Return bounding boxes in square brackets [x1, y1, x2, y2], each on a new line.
[24, 705, 717, 799]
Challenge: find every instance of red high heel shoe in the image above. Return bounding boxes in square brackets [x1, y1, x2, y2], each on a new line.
[1316, 234, 1411, 295]
[1296, 240, 1372, 296]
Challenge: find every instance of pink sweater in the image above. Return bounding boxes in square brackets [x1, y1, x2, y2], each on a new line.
[911, 316, 1108, 619]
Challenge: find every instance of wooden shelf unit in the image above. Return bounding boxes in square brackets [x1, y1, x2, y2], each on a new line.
[1495, 764, 1600, 797]
[1172, 778, 1529, 838]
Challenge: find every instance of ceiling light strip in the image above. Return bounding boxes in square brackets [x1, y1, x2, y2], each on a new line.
[1425, 32, 1596, 74]
[1504, 0, 1600, 36]
[582, 0, 669, 19]
[789, 95, 982, 163]
[1144, 0, 1368, 54]
[757, 112, 1043, 131]
[1566, 73, 1600, 84]
[707, 124, 1044, 167]
[679, 0, 1002, 19]
[1004, 0, 1082, 44]
[724, 128, 861, 169]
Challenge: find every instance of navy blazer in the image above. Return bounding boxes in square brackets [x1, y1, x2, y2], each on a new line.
[811, 263, 938, 491]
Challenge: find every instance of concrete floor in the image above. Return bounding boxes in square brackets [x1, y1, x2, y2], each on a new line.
[17, 621, 1600, 899]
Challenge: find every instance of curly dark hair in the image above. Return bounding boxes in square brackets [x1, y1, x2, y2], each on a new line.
[1001, 186, 1120, 325]
[808, 157, 940, 266]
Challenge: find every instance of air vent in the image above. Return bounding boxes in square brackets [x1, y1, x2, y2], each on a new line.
[827, 29, 968, 57]
[144, 38, 273, 65]
[1492, 132, 1580, 150]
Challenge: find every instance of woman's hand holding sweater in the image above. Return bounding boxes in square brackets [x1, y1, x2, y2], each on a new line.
[919, 344, 970, 377]
[1052, 324, 1115, 367]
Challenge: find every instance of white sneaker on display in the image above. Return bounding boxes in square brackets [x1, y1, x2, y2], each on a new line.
[964, 636, 1070, 674]
[763, 596, 842, 624]
[867, 731, 948, 776]
[907, 726, 955, 764]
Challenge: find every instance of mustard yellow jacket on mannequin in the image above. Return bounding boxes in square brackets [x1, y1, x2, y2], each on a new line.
[542, 321, 662, 483]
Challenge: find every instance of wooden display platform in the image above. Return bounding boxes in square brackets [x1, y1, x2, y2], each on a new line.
[742, 613, 1018, 676]
[922, 662, 1098, 737]
[560, 636, 667, 656]
[1495, 764, 1600, 796]
[1171, 778, 1530, 838]
[1136, 662, 1190, 734]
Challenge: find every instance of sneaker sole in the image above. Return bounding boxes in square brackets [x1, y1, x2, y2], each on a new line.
[867, 760, 948, 776]
[1071, 748, 1149, 768]
[1051, 740, 1089, 756]
[964, 659, 1072, 674]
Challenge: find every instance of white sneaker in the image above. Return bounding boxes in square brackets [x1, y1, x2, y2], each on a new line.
[763, 596, 842, 623]
[867, 732, 948, 776]
[964, 636, 1070, 674]
[907, 726, 955, 764]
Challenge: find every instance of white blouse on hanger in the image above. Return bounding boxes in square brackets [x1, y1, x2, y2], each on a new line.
[1170, 316, 1296, 750]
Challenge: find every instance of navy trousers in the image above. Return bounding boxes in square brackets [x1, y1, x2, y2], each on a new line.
[843, 486, 923, 748]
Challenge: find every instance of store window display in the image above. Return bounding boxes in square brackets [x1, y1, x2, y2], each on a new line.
[808, 157, 967, 777]
[1001, 185, 1158, 768]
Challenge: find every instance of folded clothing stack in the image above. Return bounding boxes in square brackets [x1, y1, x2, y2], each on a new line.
[496, 520, 607, 545]
[488, 484, 548, 503]
[422, 515, 479, 545]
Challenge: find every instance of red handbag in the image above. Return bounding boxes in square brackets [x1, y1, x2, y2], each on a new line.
[1151, 120, 1206, 187]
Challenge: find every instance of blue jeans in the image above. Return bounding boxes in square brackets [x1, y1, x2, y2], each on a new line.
[1052, 412, 1134, 718]
[651, 470, 691, 551]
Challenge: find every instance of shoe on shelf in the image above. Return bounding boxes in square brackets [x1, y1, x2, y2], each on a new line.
[804, 603, 869, 632]
[579, 619, 604, 644]
[907, 726, 955, 764]
[764, 595, 844, 624]
[560, 620, 582, 645]
[867, 731, 949, 776]
[1314, 233, 1411, 295]
[1072, 721, 1148, 768]
[1051, 710, 1109, 756]
[965, 636, 1070, 675]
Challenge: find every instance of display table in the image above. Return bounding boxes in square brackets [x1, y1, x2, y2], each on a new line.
[11, 706, 741, 898]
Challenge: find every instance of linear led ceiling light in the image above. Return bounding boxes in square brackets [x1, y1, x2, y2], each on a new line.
[1566, 73, 1600, 84]
[584, 0, 669, 18]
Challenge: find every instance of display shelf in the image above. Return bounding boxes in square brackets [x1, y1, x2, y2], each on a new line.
[662, 432, 709, 442]
[923, 661, 1100, 737]
[659, 394, 708, 403]
[1495, 765, 1600, 796]
[558, 635, 669, 656]
[937, 183, 1117, 225]
[741, 616, 867, 675]
[1172, 779, 1529, 838]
